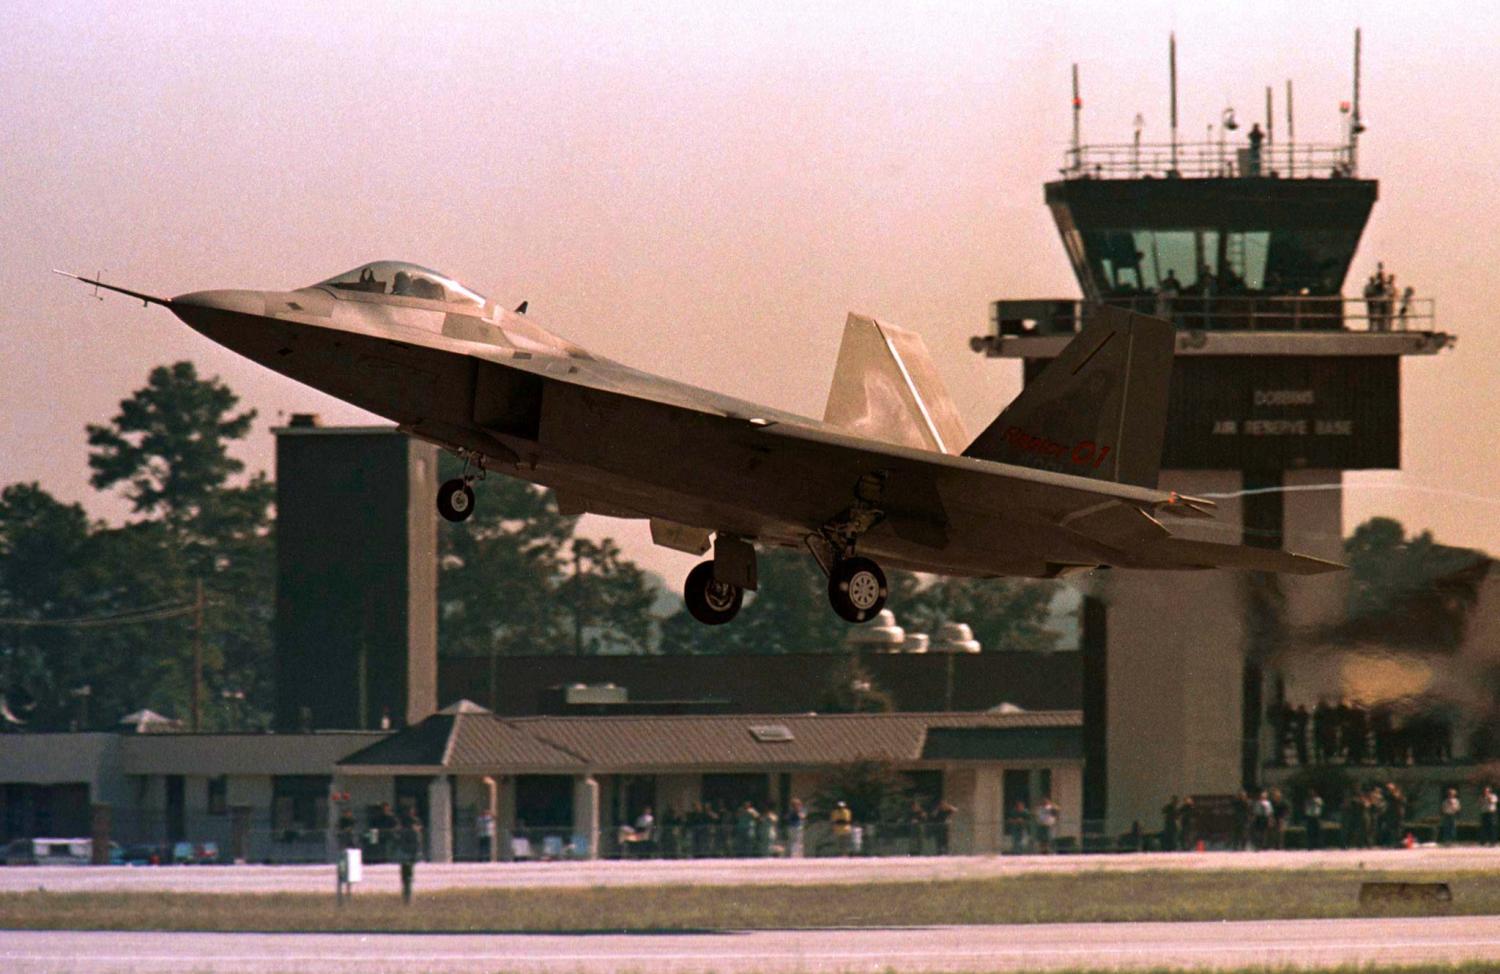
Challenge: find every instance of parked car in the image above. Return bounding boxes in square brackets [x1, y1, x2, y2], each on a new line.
[169, 841, 222, 864]
[120, 843, 166, 866]
[3, 837, 123, 865]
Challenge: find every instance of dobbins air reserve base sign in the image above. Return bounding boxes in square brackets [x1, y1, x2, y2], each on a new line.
[1160, 356, 1399, 471]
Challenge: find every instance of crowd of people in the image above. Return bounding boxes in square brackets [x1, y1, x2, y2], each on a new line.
[1362, 261, 1415, 331]
[1004, 796, 1064, 854]
[1147, 783, 1500, 852]
[606, 796, 961, 858]
[1268, 700, 1454, 768]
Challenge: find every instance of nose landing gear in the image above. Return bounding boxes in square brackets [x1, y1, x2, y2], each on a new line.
[437, 450, 485, 523]
[437, 479, 476, 522]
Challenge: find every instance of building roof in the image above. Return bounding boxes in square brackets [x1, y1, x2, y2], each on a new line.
[120, 731, 389, 775]
[438, 651, 1083, 716]
[338, 704, 1081, 774]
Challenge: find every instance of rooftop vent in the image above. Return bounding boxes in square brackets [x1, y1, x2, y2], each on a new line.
[844, 609, 905, 649]
[563, 684, 628, 705]
[749, 723, 794, 743]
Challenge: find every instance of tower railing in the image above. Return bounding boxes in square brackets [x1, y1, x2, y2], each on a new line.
[990, 294, 1435, 338]
[1062, 141, 1355, 180]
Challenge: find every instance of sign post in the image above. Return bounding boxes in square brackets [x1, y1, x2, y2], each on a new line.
[336, 847, 362, 905]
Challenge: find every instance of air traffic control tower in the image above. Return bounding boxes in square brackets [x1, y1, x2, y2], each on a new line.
[970, 40, 1454, 835]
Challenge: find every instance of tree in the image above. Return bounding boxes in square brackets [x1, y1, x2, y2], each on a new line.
[437, 459, 660, 657]
[1345, 517, 1483, 620]
[440, 473, 576, 658]
[0, 484, 94, 729]
[899, 576, 1060, 654]
[559, 537, 657, 655]
[79, 362, 275, 729]
[1320, 517, 1487, 652]
[817, 656, 895, 713]
[87, 362, 261, 529]
[811, 760, 914, 826]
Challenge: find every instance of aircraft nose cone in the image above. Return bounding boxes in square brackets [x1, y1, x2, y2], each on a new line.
[171, 289, 266, 318]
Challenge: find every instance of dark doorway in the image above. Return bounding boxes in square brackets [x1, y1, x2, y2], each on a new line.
[1003, 769, 1031, 812]
[614, 775, 657, 827]
[165, 776, 186, 843]
[701, 773, 770, 811]
[514, 775, 574, 830]
[394, 776, 431, 828]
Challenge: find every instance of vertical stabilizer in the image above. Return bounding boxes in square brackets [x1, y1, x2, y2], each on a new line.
[962, 305, 1174, 488]
[823, 313, 968, 453]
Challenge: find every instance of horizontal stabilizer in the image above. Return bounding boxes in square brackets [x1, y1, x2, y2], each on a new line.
[823, 313, 967, 454]
[1059, 501, 1170, 551]
[1134, 537, 1345, 575]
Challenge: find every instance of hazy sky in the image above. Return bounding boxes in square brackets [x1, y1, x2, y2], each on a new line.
[3, 1, 1497, 586]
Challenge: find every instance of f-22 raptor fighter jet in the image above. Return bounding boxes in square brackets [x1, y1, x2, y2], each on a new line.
[60, 261, 1339, 625]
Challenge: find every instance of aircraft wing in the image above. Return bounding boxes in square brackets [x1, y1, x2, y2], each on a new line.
[750, 420, 1338, 575]
[758, 419, 1195, 516]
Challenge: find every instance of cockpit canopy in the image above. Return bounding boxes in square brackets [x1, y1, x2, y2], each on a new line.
[316, 261, 487, 309]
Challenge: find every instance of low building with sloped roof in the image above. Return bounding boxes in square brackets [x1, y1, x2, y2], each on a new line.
[336, 700, 1083, 860]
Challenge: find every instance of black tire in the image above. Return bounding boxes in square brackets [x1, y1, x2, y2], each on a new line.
[437, 479, 476, 523]
[683, 560, 743, 625]
[828, 556, 888, 623]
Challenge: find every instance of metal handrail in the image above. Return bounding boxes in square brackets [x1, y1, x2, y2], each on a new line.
[1062, 141, 1355, 180]
[991, 294, 1436, 338]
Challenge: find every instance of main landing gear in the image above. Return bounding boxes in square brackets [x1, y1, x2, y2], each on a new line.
[826, 555, 888, 624]
[681, 473, 895, 626]
[683, 560, 745, 625]
[815, 471, 890, 623]
[437, 450, 485, 523]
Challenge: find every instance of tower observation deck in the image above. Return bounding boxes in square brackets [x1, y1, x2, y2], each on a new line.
[972, 139, 1453, 471]
[971, 35, 1456, 837]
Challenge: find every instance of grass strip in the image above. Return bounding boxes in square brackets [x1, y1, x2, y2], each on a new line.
[2, 868, 1496, 933]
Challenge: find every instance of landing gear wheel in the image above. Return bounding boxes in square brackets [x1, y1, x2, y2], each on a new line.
[437, 478, 476, 523]
[683, 561, 744, 625]
[828, 556, 888, 623]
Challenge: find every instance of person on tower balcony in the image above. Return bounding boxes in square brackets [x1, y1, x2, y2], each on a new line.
[1246, 123, 1265, 176]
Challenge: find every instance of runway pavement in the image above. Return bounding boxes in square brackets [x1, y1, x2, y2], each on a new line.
[6, 916, 1500, 972]
[5, 845, 1499, 894]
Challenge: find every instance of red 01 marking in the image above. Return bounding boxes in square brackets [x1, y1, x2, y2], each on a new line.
[1071, 440, 1112, 469]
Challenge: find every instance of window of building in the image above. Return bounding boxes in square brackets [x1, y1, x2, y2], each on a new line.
[271, 775, 330, 833]
[207, 775, 227, 816]
[1083, 226, 1355, 298]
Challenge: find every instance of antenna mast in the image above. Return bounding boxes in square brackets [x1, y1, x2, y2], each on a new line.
[1071, 63, 1082, 169]
[1286, 79, 1295, 177]
[1350, 27, 1363, 175]
[1169, 33, 1179, 173]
